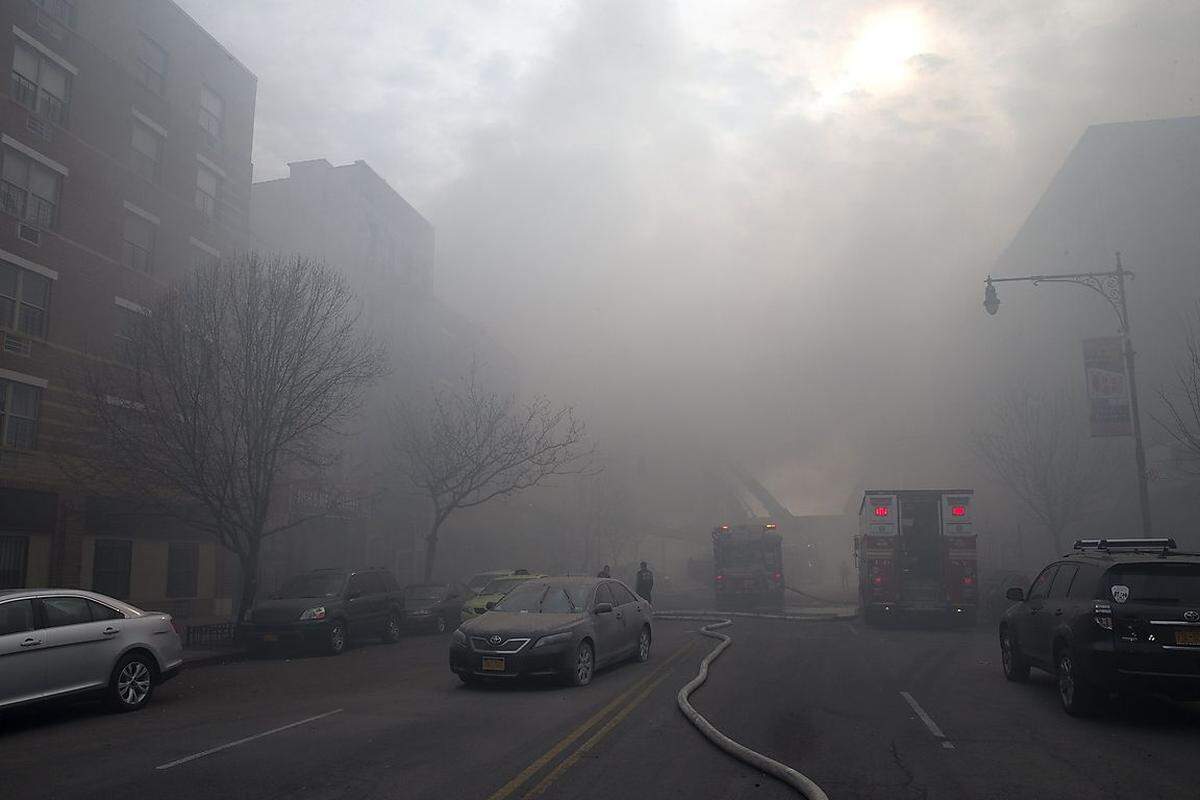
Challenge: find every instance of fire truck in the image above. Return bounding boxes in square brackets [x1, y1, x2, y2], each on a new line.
[855, 490, 977, 625]
[712, 522, 785, 610]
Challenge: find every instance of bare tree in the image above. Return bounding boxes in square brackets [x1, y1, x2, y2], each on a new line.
[971, 389, 1118, 554]
[66, 254, 386, 619]
[393, 366, 595, 580]
[1154, 307, 1200, 476]
[583, 470, 642, 573]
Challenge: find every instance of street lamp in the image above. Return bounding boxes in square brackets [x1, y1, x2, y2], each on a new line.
[981, 253, 1152, 537]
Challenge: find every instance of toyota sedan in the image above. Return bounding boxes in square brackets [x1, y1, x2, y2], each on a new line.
[450, 576, 652, 686]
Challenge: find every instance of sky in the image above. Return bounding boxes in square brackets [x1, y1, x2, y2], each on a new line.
[177, 0, 1200, 513]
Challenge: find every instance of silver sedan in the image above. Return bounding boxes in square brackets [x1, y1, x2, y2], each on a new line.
[0, 589, 183, 713]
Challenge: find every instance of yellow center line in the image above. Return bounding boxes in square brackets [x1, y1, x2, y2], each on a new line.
[520, 663, 681, 799]
[484, 641, 693, 800]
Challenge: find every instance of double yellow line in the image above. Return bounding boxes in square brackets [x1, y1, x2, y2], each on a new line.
[485, 641, 695, 800]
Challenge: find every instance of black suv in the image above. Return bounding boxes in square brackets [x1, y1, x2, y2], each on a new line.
[241, 567, 404, 655]
[999, 538, 1200, 715]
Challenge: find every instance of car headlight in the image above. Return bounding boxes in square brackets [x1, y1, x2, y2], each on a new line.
[452, 629, 468, 647]
[299, 606, 327, 621]
[533, 631, 573, 649]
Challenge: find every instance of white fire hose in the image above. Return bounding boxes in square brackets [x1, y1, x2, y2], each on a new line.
[655, 613, 831, 800]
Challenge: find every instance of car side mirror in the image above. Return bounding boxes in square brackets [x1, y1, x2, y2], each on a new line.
[346, 591, 362, 601]
[485, 601, 496, 610]
[1005, 587, 1025, 602]
[594, 602, 613, 614]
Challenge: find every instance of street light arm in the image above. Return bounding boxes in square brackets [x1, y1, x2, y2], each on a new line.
[986, 262, 1133, 332]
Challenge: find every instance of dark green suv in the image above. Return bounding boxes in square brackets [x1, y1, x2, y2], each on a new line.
[999, 538, 1200, 715]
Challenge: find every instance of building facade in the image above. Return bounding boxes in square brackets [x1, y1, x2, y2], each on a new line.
[0, 0, 256, 621]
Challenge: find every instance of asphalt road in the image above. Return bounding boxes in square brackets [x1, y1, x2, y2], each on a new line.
[2, 612, 1198, 800]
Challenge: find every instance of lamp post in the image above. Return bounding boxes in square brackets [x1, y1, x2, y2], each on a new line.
[982, 253, 1152, 537]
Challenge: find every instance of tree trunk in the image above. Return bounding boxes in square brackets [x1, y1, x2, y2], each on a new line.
[236, 541, 261, 623]
[423, 520, 442, 582]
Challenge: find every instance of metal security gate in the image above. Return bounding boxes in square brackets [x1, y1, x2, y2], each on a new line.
[0, 535, 29, 589]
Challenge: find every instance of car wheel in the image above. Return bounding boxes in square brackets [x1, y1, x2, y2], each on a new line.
[327, 620, 348, 655]
[1057, 647, 1097, 716]
[634, 626, 651, 663]
[382, 611, 401, 644]
[1000, 628, 1030, 682]
[569, 640, 595, 687]
[107, 652, 156, 712]
[436, 615, 447, 634]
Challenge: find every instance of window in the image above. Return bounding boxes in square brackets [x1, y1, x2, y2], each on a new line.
[610, 583, 638, 606]
[114, 305, 142, 365]
[0, 260, 50, 338]
[0, 598, 34, 635]
[1048, 564, 1078, 600]
[0, 146, 60, 229]
[130, 120, 163, 183]
[137, 33, 167, 95]
[166, 542, 199, 598]
[195, 165, 218, 218]
[122, 213, 155, 273]
[346, 572, 370, 596]
[93, 539, 132, 600]
[0, 535, 28, 589]
[11, 40, 71, 125]
[87, 600, 123, 620]
[594, 582, 614, 607]
[1068, 565, 1102, 599]
[33, 0, 77, 29]
[40, 596, 91, 627]
[0, 380, 40, 449]
[198, 85, 223, 143]
[1027, 565, 1058, 601]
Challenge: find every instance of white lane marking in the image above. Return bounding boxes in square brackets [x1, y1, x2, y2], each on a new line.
[155, 709, 344, 770]
[899, 692, 955, 750]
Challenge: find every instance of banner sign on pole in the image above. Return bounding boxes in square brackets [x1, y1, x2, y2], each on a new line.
[1083, 336, 1132, 437]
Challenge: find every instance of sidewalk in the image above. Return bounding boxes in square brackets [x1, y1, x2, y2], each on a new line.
[181, 643, 247, 669]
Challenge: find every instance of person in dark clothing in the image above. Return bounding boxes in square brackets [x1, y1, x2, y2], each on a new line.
[635, 561, 654, 601]
[597, 565, 611, 578]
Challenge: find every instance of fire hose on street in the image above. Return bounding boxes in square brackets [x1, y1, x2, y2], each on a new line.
[654, 613, 831, 800]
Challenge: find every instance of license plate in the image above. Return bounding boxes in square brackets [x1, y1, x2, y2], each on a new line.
[1174, 629, 1200, 646]
[262, 633, 279, 642]
[482, 657, 506, 672]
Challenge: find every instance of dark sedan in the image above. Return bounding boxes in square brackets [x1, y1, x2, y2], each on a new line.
[449, 577, 653, 686]
[402, 583, 465, 633]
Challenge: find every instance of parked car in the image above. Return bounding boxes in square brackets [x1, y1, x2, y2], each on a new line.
[464, 569, 518, 599]
[240, 567, 404, 655]
[450, 576, 653, 686]
[403, 583, 466, 633]
[460, 570, 545, 622]
[1000, 538, 1200, 715]
[0, 588, 182, 713]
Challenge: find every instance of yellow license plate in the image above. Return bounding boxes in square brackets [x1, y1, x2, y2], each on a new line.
[482, 657, 506, 672]
[1174, 629, 1200, 646]
[262, 633, 279, 642]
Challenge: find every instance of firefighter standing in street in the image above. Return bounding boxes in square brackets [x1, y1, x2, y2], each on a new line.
[597, 565, 611, 578]
[636, 561, 654, 602]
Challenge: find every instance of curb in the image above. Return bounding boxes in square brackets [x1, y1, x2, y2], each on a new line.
[658, 608, 859, 622]
[181, 650, 248, 669]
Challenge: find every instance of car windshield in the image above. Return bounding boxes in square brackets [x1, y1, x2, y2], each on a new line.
[404, 586, 446, 602]
[494, 582, 586, 613]
[1105, 564, 1200, 604]
[275, 574, 344, 599]
[482, 577, 529, 595]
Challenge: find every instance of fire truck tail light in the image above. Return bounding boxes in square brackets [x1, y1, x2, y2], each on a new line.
[715, 574, 724, 582]
[771, 571, 782, 582]
[872, 574, 884, 586]
[951, 506, 966, 517]
[874, 506, 889, 517]
[961, 575, 975, 586]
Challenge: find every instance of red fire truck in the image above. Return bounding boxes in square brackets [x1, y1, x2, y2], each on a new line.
[855, 489, 977, 625]
[712, 522, 785, 611]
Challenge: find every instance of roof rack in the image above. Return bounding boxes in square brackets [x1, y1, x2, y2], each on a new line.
[1073, 537, 1177, 552]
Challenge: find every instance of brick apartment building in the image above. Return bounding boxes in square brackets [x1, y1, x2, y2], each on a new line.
[0, 0, 256, 621]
